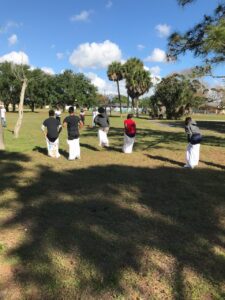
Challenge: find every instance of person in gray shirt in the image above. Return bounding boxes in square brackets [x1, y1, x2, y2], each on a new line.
[184, 117, 202, 169]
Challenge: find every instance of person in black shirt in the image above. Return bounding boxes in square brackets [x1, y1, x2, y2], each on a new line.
[41, 109, 62, 158]
[63, 106, 83, 160]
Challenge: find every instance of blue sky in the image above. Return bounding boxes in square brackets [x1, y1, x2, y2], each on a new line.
[0, 0, 223, 95]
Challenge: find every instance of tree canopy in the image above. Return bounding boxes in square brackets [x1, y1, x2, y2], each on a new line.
[151, 74, 205, 119]
[168, 1, 225, 77]
[0, 63, 98, 111]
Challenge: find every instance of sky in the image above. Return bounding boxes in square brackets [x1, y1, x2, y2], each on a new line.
[0, 0, 224, 95]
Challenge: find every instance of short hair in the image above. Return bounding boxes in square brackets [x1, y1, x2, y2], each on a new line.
[49, 109, 55, 117]
[98, 107, 105, 113]
[69, 106, 74, 114]
[185, 117, 192, 125]
[127, 114, 133, 119]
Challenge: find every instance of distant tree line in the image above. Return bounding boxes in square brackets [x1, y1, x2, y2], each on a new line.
[0, 62, 98, 112]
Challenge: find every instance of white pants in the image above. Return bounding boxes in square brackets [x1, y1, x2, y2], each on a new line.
[98, 128, 109, 147]
[122, 134, 135, 153]
[67, 138, 80, 160]
[186, 143, 200, 168]
[46, 138, 60, 158]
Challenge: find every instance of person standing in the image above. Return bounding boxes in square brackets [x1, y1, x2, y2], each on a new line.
[122, 114, 136, 153]
[94, 107, 110, 147]
[55, 106, 62, 123]
[79, 108, 85, 125]
[184, 117, 202, 169]
[63, 106, 83, 160]
[92, 108, 98, 127]
[41, 109, 62, 158]
[0, 105, 7, 127]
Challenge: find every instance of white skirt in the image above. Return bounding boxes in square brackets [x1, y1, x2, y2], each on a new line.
[186, 143, 200, 168]
[122, 134, 135, 153]
[46, 138, 60, 158]
[67, 138, 80, 160]
[98, 128, 109, 147]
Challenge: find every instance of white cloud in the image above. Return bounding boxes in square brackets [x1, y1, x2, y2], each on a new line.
[41, 67, 55, 75]
[155, 24, 171, 38]
[56, 52, 64, 60]
[0, 21, 21, 34]
[69, 40, 122, 69]
[70, 10, 93, 22]
[145, 48, 166, 62]
[86, 72, 126, 95]
[137, 44, 145, 50]
[149, 66, 161, 76]
[106, 1, 113, 8]
[0, 51, 29, 65]
[8, 34, 18, 46]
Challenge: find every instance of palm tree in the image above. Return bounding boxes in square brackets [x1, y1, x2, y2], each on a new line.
[123, 58, 152, 116]
[107, 62, 123, 115]
[126, 69, 152, 117]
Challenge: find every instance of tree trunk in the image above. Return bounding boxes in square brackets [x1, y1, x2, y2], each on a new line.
[116, 80, 122, 116]
[12, 102, 16, 112]
[136, 98, 139, 117]
[14, 79, 28, 138]
[31, 101, 35, 112]
[5, 103, 9, 112]
[127, 94, 129, 111]
[131, 98, 135, 111]
[0, 123, 5, 150]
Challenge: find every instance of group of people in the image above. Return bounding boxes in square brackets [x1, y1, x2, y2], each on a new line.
[0, 105, 6, 127]
[41, 106, 137, 160]
[42, 106, 202, 168]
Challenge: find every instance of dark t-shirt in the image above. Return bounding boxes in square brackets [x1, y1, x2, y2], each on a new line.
[43, 117, 60, 141]
[63, 115, 80, 140]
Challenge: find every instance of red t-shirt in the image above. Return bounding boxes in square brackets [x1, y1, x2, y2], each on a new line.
[124, 119, 136, 137]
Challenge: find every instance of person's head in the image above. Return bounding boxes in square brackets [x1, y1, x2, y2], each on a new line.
[185, 117, 192, 125]
[127, 113, 133, 119]
[49, 109, 55, 117]
[68, 106, 74, 114]
[80, 108, 84, 112]
[98, 107, 105, 114]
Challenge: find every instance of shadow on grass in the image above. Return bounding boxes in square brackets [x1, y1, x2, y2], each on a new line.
[201, 160, 225, 170]
[32, 146, 68, 159]
[0, 154, 225, 298]
[161, 120, 225, 135]
[146, 154, 184, 167]
[107, 126, 225, 149]
[80, 143, 100, 152]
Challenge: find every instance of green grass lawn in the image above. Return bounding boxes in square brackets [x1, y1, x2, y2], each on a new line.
[0, 111, 225, 299]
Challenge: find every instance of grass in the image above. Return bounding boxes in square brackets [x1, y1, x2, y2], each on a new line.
[0, 110, 225, 299]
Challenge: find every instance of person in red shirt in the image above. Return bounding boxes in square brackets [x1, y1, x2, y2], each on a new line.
[122, 114, 136, 153]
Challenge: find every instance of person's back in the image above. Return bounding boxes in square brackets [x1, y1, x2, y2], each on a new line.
[64, 114, 80, 140]
[185, 119, 200, 142]
[63, 106, 83, 160]
[43, 116, 60, 142]
[95, 111, 109, 128]
[124, 118, 136, 137]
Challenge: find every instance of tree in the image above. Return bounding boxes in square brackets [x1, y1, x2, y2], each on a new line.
[123, 58, 152, 116]
[168, 2, 225, 77]
[152, 74, 205, 119]
[52, 71, 97, 109]
[107, 62, 123, 115]
[13, 64, 29, 138]
[0, 122, 5, 150]
[0, 62, 21, 112]
[25, 68, 51, 111]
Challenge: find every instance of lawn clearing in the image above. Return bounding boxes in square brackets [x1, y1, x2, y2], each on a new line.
[0, 111, 225, 299]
